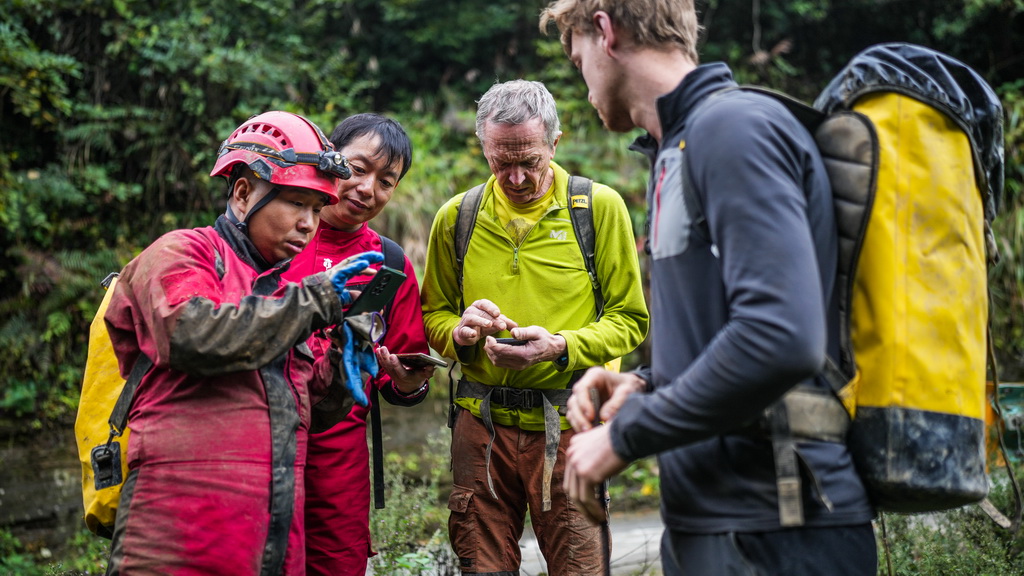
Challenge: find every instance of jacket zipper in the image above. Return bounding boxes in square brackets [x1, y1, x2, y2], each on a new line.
[508, 201, 564, 277]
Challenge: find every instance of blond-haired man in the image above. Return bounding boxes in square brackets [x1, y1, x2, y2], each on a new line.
[543, 2, 877, 575]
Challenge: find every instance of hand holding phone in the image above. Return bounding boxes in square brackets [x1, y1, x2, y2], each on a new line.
[347, 266, 407, 315]
[494, 338, 529, 346]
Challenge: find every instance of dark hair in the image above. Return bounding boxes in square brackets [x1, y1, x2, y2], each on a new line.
[329, 113, 413, 181]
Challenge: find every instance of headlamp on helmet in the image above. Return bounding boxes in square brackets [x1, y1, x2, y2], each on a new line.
[216, 141, 352, 181]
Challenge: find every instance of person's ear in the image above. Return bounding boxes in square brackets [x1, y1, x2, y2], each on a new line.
[230, 177, 256, 220]
[593, 10, 618, 54]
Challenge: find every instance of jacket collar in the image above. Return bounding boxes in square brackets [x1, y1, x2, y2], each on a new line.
[630, 62, 738, 159]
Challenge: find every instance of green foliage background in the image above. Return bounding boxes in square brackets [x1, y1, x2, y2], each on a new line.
[2, 0, 1023, 428]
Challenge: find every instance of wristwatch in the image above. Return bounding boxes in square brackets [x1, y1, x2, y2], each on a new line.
[395, 379, 429, 397]
[553, 351, 569, 369]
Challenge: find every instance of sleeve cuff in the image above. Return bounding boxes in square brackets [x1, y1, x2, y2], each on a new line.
[392, 379, 429, 399]
[630, 365, 654, 392]
[552, 333, 570, 370]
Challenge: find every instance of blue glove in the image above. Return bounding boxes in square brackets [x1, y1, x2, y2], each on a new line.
[329, 251, 385, 306]
[340, 322, 379, 407]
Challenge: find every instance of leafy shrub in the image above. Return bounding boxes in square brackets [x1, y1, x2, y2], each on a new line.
[370, 425, 457, 575]
[877, 462, 1024, 575]
[0, 527, 109, 576]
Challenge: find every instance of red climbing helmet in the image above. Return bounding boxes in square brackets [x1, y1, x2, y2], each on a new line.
[210, 111, 350, 204]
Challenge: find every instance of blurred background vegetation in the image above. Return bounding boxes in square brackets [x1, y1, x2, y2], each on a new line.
[3, 0, 1023, 430]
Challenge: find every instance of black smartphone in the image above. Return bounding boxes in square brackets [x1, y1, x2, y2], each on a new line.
[494, 338, 529, 346]
[347, 266, 407, 315]
[395, 353, 449, 369]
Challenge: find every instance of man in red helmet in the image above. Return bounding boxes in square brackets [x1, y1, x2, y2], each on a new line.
[103, 111, 377, 575]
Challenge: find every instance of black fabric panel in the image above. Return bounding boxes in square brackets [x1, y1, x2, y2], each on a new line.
[850, 406, 987, 512]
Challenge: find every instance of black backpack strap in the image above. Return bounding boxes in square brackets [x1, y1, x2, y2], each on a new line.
[448, 185, 486, 431]
[369, 232, 406, 510]
[96, 270, 152, 488]
[108, 353, 154, 440]
[369, 385, 385, 509]
[454, 184, 486, 294]
[377, 232, 405, 321]
[93, 350, 153, 494]
[566, 176, 603, 385]
[567, 176, 603, 319]
[378, 233, 405, 271]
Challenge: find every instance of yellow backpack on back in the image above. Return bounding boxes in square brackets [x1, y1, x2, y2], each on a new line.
[75, 273, 151, 538]
[685, 43, 1006, 523]
[810, 43, 1001, 514]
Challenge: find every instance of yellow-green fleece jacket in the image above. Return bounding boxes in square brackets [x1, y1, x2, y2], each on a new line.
[420, 162, 649, 431]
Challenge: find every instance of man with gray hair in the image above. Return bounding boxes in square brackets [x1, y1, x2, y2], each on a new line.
[421, 79, 649, 575]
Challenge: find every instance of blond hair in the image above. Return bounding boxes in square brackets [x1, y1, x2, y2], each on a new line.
[540, 0, 700, 62]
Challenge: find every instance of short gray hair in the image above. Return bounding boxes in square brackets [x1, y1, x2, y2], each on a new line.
[475, 80, 561, 147]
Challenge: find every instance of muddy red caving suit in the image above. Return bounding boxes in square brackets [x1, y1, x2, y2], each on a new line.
[103, 216, 351, 576]
[282, 221, 430, 576]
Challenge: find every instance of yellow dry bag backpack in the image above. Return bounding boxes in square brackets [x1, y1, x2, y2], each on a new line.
[75, 273, 152, 538]
[809, 43, 1002, 514]
[688, 43, 1006, 521]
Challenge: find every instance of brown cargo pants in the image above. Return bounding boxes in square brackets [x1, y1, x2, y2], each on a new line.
[447, 408, 605, 575]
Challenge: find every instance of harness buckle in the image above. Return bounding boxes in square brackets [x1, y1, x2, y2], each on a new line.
[494, 387, 535, 409]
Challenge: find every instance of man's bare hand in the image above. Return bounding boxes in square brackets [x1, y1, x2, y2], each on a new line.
[482, 326, 564, 370]
[565, 368, 647, 432]
[453, 299, 518, 347]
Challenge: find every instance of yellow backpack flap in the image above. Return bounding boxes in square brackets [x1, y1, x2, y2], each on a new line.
[75, 274, 153, 538]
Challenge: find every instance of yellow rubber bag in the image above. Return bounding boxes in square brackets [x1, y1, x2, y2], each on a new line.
[806, 43, 1004, 514]
[841, 93, 989, 512]
[719, 44, 1002, 516]
[74, 274, 129, 538]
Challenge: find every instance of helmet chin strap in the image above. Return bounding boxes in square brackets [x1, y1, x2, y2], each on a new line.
[226, 185, 281, 233]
